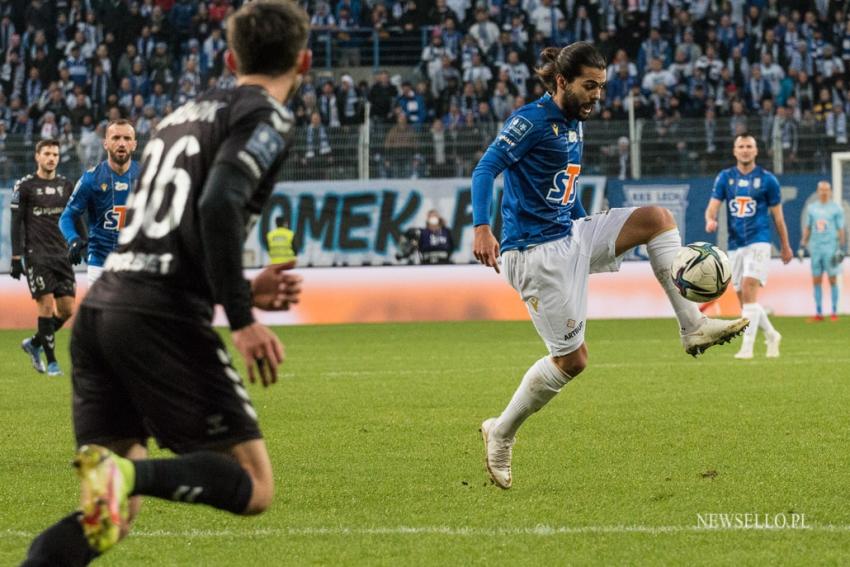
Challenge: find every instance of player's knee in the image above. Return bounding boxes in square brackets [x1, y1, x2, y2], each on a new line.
[242, 473, 274, 515]
[553, 347, 587, 378]
[648, 206, 675, 229]
[56, 304, 74, 320]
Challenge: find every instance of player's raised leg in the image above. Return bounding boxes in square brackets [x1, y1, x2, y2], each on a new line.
[615, 206, 748, 356]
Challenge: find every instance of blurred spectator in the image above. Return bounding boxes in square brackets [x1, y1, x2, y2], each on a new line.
[338, 74, 364, 125]
[303, 110, 333, 179]
[395, 81, 426, 127]
[468, 7, 498, 53]
[384, 110, 416, 177]
[367, 70, 398, 124]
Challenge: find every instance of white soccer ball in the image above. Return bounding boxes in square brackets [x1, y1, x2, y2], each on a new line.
[670, 242, 732, 302]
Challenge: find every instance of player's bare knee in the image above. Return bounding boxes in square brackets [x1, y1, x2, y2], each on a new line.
[553, 348, 587, 378]
[56, 303, 74, 320]
[645, 206, 675, 231]
[242, 473, 274, 515]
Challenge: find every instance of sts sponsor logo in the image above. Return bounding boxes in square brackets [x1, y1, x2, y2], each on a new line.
[729, 196, 756, 218]
[546, 164, 581, 205]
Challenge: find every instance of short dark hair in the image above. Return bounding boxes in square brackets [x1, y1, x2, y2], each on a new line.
[275, 216, 287, 228]
[35, 139, 59, 153]
[535, 42, 606, 93]
[227, 0, 309, 77]
[734, 133, 757, 145]
[106, 118, 135, 137]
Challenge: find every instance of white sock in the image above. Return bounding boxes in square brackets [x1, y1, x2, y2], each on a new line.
[494, 356, 572, 439]
[756, 304, 777, 336]
[646, 228, 704, 334]
[740, 303, 761, 347]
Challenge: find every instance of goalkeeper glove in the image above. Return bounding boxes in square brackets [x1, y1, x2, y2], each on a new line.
[9, 257, 23, 280]
[833, 249, 846, 267]
[68, 239, 87, 265]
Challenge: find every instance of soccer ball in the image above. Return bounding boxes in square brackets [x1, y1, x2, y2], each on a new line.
[670, 242, 732, 303]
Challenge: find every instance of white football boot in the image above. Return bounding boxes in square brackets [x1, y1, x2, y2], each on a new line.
[765, 331, 782, 358]
[682, 317, 749, 357]
[480, 418, 514, 489]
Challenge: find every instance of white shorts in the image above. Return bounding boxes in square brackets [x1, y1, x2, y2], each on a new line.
[728, 242, 771, 290]
[87, 265, 104, 285]
[502, 208, 636, 357]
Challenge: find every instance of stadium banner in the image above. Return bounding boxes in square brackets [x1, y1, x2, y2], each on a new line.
[242, 176, 607, 267]
[0, 260, 844, 329]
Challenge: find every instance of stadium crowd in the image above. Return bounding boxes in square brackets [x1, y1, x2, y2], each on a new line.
[0, 0, 848, 180]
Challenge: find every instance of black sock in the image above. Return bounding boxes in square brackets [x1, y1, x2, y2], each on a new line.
[52, 315, 68, 331]
[132, 452, 254, 514]
[21, 512, 98, 567]
[30, 332, 41, 348]
[37, 317, 56, 364]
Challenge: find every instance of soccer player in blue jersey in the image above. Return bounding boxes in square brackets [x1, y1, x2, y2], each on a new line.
[799, 181, 846, 321]
[705, 134, 793, 359]
[472, 42, 748, 490]
[59, 119, 140, 284]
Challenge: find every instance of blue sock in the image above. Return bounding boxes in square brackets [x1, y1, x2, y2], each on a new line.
[831, 283, 839, 314]
[814, 284, 823, 315]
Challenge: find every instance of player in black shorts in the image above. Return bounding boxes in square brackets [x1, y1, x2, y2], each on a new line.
[9, 139, 77, 376]
[21, 2, 309, 564]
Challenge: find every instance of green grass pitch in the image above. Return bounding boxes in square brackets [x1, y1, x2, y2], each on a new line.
[2, 317, 850, 565]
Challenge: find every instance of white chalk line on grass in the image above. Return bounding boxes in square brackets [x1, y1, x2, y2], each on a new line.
[4, 525, 850, 539]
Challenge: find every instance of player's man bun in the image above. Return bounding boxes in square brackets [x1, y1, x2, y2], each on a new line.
[535, 42, 606, 93]
[227, 0, 309, 77]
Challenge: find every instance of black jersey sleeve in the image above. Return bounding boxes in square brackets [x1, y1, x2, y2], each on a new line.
[9, 181, 26, 257]
[215, 105, 292, 185]
[198, 161, 256, 331]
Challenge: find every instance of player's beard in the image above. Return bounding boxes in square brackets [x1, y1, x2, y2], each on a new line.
[109, 149, 130, 166]
[559, 86, 593, 122]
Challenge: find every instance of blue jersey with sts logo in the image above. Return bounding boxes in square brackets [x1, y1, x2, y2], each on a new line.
[59, 160, 141, 266]
[472, 94, 587, 252]
[711, 165, 781, 250]
[805, 201, 844, 253]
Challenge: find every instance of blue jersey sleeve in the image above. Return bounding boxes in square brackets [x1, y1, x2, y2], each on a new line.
[765, 173, 781, 207]
[835, 205, 845, 229]
[492, 113, 541, 164]
[710, 171, 727, 201]
[471, 144, 513, 226]
[59, 175, 90, 243]
[805, 205, 814, 230]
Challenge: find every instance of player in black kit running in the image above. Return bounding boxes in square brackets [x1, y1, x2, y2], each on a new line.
[9, 139, 77, 376]
[21, 2, 309, 565]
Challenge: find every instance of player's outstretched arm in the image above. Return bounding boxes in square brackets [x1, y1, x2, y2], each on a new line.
[769, 204, 793, 264]
[9, 185, 25, 272]
[471, 144, 511, 273]
[705, 198, 722, 233]
[198, 161, 284, 386]
[252, 261, 303, 311]
[59, 179, 89, 245]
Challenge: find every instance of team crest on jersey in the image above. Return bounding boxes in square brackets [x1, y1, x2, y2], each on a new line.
[728, 178, 734, 186]
[100, 183, 108, 191]
[568, 131, 578, 142]
[753, 178, 761, 189]
[730, 196, 756, 217]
